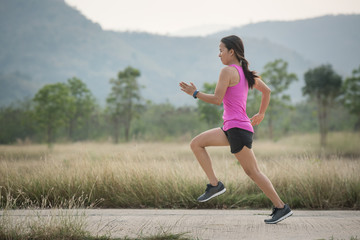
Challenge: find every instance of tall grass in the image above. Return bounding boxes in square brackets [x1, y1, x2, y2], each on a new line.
[0, 132, 359, 210]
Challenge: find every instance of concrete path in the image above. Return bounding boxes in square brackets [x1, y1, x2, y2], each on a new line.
[1, 209, 360, 240]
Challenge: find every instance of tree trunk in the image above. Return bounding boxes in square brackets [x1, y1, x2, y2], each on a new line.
[124, 100, 132, 142]
[47, 124, 53, 147]
[268, 113, 273, 140]
[355, 114, 360, 132]
[124, 112, 131, 142]
[125, 124, 130, 142]
[317, 99, 327, 148]
[113, 117, 119, 144]
[68, 118, 74, 141]
[85, 117, 90, 140]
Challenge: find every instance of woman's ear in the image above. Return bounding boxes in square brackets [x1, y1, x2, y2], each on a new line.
[230, 49, 234, 56]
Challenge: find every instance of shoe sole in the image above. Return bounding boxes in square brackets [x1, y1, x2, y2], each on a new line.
[198, 188, 227, 202]
[265, 210, 293, 224]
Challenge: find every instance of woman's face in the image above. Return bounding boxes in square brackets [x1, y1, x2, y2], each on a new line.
[218, 42, 232, 65]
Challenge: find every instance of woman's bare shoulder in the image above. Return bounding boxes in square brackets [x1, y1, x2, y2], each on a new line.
[220, 66, 237, 76]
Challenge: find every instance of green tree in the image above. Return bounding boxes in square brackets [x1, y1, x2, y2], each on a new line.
[261, 59, 298, 139]
[33, 83, 72, 146]
[131, 102, 203, 141]
[66, 77, 96, 141]
[342, 65, 360, 131]
[198, 82, 222, 127]
[303, 64, 342, 147]
[0, 99, 37, 144]
[106, 66, 144, 143]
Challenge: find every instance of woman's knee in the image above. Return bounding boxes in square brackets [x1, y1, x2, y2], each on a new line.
[243, 167, 261, 180]
[190, 137, 203, 151]
[190, 138, 198, 150]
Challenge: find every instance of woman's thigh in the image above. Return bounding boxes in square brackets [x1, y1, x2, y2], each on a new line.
[234, 147, 260, 175]
[191, 128, 229, 148]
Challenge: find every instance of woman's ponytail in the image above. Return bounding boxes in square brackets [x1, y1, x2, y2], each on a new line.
[241, 57, 257, 89]
[221, 35, 258, 89]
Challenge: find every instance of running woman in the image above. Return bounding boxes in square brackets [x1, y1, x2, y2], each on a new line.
[179, 35, 292, 224]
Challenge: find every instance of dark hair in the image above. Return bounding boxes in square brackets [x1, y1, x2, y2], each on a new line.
[221, 35, 258, 89]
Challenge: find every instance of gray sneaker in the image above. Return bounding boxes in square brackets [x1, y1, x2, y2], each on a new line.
[264, 204, 293, 224]
[197, 181, 226, 202]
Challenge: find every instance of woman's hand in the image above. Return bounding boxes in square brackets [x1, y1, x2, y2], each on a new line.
[250, 113, 265, 126]
[179, 82, 197, 96]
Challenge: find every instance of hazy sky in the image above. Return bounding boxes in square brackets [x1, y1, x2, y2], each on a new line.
[64, 0, 360, 36]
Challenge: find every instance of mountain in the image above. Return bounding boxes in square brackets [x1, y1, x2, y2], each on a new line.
[0, 0, 359, 107]
[211, 15, 360, 76]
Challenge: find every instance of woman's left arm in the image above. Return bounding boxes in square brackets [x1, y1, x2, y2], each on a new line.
[250, 77, 271, 126]
[179, 67, 231, 105]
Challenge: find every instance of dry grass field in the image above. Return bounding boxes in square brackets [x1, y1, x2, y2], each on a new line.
[0, 132, 359, 210]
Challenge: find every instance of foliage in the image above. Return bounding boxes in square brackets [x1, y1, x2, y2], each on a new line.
[342, 65, 360, 130]
[260, 59, 298, 139]
[0, 61, 359, 144]
[106, 67, 144, 142]
[0, 99, 37, 144]
[303, 64, 342, 147]
[66, 77, 97, 141]
[247, 85, 263, 137]
[197, 82, 222, 127]
[33, 83, 72, 145]
[131, 102, 205, 141]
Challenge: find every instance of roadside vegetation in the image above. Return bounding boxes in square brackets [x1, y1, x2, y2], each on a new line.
[1, 133, 359, 210]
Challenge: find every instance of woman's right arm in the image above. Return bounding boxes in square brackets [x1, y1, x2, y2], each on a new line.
[179, 67, 231, 106]
[250, 77, 271, 126]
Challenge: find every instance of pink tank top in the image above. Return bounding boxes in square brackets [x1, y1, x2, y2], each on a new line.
[222, 64, 254, 133]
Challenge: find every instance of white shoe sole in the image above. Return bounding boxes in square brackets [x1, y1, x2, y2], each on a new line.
[198, 188, 227, 202]
[265, 210, 293, 224]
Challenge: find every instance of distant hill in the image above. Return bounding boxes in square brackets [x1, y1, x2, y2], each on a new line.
[211, 15, 360, 76]
[0, 0, 359, 106]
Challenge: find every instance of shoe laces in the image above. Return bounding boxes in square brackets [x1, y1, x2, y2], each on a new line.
[270, 207, 278, 216]
[205, 184, 213, 192]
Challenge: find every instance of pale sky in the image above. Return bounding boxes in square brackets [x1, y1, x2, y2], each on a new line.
[64, 0, 360, 36]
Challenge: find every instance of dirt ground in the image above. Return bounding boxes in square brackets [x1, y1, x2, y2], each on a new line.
[2, 209, 360, 240]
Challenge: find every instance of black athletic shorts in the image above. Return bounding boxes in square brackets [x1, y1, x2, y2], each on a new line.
[221, 127, 253, 154]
